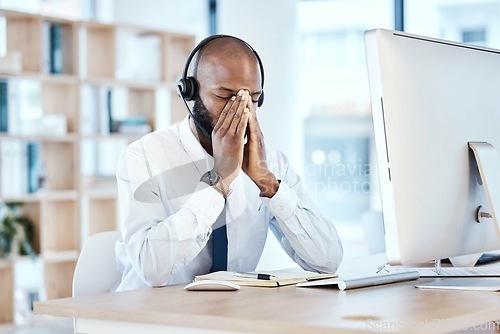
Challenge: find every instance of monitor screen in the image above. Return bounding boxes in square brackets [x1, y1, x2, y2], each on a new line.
[365, 29, 500, 265]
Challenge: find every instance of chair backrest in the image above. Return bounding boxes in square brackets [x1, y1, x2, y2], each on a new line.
[72, 231, 122, 297]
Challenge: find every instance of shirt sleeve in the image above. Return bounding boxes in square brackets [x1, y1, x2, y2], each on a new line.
[260, 151, 343, 274]
[116, 143, 224, 287]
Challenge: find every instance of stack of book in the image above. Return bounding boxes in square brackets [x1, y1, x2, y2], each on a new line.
[112, 115, 152, 135]
[81, 86, 152, 136]
[0, 140, 42, 197]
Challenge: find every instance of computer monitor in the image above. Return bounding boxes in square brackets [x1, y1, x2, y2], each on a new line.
[364, 28, 500, 265]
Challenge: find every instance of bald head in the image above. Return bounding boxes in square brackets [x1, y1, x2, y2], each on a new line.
[192, 37, 261, 84]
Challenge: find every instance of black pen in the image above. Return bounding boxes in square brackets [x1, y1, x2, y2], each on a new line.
[234, 272, 278, 280]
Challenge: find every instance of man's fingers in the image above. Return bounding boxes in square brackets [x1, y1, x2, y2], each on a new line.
[213, 96, 236, 133]
[235, 107, 250, 139]
[218, 90, 245, 136]
[228, 91, 249, 135]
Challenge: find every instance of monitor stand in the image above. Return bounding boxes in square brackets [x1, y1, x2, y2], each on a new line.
[468, 142, 500, 235]
[418, 143, 500, 289]
[440, 142, 500, 269]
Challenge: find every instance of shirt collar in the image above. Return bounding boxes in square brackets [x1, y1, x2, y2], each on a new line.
[178, 116, 213, 166]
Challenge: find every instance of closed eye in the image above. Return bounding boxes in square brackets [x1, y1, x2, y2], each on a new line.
[215, 95, 231, 100]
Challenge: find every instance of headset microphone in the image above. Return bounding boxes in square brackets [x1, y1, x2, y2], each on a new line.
[176, 34, 265, 141]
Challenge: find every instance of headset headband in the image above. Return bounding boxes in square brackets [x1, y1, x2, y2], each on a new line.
[181, 34, 265, 90]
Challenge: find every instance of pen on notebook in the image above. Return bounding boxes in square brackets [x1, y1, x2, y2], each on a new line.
[234, 272, 278, 280]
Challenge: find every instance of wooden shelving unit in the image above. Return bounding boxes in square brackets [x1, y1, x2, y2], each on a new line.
[0, 9, 195, 323]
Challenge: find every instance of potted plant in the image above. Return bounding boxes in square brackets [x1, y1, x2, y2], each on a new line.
[0, 202, 36, 259]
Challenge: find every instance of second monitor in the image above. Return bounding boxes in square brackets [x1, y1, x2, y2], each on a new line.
[364, 28, 500, 266]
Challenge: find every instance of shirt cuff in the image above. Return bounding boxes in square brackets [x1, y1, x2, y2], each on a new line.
[182, 182, 225, 230]
[260, 181, 297, 221]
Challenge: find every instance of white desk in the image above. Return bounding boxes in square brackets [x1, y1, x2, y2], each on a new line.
[34, 254, 500, 333]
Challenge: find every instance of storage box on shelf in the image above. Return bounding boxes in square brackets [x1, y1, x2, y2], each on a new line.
[0, 8, 194, 324]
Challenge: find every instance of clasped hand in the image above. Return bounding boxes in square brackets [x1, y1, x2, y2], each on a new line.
[212, 90, 279, 197]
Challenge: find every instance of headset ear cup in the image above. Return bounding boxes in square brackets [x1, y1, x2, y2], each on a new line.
[176, 78, 187, 98]
[176, 77, 198, 101]
[257, 91, 264, 107]
[185, 76, 198, 101]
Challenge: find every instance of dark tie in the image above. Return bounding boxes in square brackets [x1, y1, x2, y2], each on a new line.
[210, 206, 227, 272]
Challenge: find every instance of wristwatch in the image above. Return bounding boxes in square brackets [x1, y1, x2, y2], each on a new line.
[200, 170, 221, 186]
[200, 170, 231, 197]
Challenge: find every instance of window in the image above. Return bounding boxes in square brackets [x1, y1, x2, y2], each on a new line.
[297, 0, 393, 258]
[406, 0, 500, 48]
[462, 28, 486, 45]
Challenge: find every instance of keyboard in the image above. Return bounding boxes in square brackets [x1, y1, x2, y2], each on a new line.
[386, 266, 500, 277]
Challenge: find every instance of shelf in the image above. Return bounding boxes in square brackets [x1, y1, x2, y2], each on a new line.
[0, 8, 195, 323]
[0, 72, 77, 84]
[87, 197, 117, 235]
[4, 14, 41, 73]
[44, 260, 76, 299]
[0, 9, 73, 24]
[42, 200, 77, 252]
[83, 188, 117, 199]
[0, 190, 77, 203]
[82, 175, 117, 189]
[41, 250, 79, 263]
[0, 133, 77, 142]
[81, 77, 166, 90]
[81, 133, 143, 142]
[84, 25, 115, 79]
[164, 33, 196, 84]
[80, 19, 168, 36]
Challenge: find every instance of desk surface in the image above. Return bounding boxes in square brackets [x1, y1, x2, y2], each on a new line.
[34, 254, 500, 333]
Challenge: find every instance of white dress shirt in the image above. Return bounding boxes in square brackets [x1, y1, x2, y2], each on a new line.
[114, 116, 343, 291]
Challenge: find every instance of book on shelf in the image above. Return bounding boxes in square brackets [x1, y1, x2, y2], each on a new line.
[0, 140, 42, 197]
[49, 23, 63, 74]
[194, 270, 337, 288]
[0, 80, 7, 132]
[99, 86, 127, 134]
[0, 140, 26, 197]
[94, 85, 113, 135]
[113, 115, 152, 135]
[80, 84, 99, 135]
[106, 88, 113, 133]
[81, 140, 126, 178]
[0, 79, 21, 134]
[0, 140, 12, 196]
[82, 85, 139, 135]
[42, 21, 50, 74]
[27, 142, 41, 193]
[4, 80, 62, 136]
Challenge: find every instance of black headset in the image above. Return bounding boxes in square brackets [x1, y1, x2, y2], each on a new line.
[176, 34, 265, 140]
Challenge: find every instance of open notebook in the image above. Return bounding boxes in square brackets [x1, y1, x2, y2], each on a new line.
[194, 271, 337, 287]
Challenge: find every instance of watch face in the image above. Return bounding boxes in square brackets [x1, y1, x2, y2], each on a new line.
[202, 170, 220, 186]
[207, 170, 218, 184]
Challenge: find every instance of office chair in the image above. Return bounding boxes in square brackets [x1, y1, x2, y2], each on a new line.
[72, 230, 122, 297]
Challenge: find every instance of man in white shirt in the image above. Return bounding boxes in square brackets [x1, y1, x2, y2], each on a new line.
[114, 35, 343, 291]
